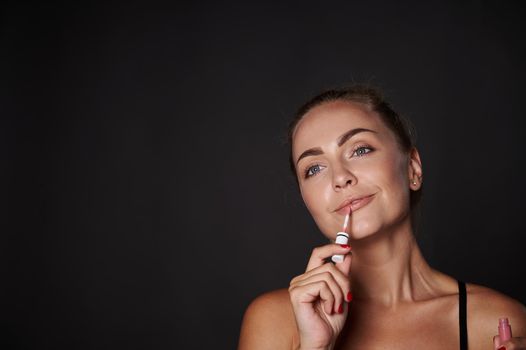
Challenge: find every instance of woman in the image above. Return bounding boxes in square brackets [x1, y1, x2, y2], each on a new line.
[238, 86, 526, 350]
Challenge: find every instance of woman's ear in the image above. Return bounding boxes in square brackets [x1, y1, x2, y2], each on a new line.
[408, 147, 423, 190]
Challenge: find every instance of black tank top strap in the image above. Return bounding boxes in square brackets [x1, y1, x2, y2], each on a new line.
[458, 280, 468, 350]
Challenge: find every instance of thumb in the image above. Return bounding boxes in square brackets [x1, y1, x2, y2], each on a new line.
[335, 250, 352, 276]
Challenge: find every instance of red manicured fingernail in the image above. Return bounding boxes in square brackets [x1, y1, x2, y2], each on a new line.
[497, 347, 506, 350]
[338, 304, 343, 313]
[340, 244, 350, 248]
[347, 292, 353, 302]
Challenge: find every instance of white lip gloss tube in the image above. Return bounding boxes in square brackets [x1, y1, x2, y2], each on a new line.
[331, 208, 351, 263]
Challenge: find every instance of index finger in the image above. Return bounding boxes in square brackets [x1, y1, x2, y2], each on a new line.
[306, 243, 351, 272]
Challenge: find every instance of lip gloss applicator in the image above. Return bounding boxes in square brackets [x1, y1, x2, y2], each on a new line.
[332, 207, 351, 263]
[498, 317, 512, 343]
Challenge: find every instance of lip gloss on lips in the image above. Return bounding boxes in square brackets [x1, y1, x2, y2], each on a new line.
[331, 207, 351, 263]
[498, 318, 512, 343]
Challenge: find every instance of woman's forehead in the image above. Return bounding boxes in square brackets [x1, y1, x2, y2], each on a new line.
[292, 101, 387, 151]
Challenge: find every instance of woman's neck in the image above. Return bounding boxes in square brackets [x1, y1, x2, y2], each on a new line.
[350, 219, 445, 307]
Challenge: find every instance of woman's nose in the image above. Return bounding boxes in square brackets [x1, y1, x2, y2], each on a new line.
[332, 165, 356, 190]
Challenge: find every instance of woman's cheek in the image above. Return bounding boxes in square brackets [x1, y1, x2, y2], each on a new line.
[300, 184, 320, 218]
[301, 182, 335, 239]
[300, 181, 313, 206]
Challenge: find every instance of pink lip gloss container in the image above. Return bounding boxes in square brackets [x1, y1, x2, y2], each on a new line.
[498, 318, 512, 343]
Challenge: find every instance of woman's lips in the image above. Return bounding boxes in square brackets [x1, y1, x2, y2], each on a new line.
[336, 194, 375, 215]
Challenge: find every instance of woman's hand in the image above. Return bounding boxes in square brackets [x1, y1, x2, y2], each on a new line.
[494, 335, 526, 349]
[288, 244, 353, 350]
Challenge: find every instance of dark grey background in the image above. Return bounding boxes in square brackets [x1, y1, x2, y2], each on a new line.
[2, 1, 526, 349]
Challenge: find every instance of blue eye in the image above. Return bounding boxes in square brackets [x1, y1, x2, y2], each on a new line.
[353, 146, 373, 157]
[305, 164, 323, 178]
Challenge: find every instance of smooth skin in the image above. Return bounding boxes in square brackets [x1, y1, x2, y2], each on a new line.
[239, 100, 526, 349]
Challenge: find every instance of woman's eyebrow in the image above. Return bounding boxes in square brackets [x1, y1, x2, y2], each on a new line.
[296, 128, 377, 165]
[337, 127, 377, 146]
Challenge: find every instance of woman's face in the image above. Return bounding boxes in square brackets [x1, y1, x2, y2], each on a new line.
[292, 100, 421, 240]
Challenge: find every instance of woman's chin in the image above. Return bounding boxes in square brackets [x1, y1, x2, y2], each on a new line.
[348, 220, 381, 240]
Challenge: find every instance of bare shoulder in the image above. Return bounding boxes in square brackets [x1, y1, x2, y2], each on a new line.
[467, 283, 526, 348]
[238, 288, 298, 350]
